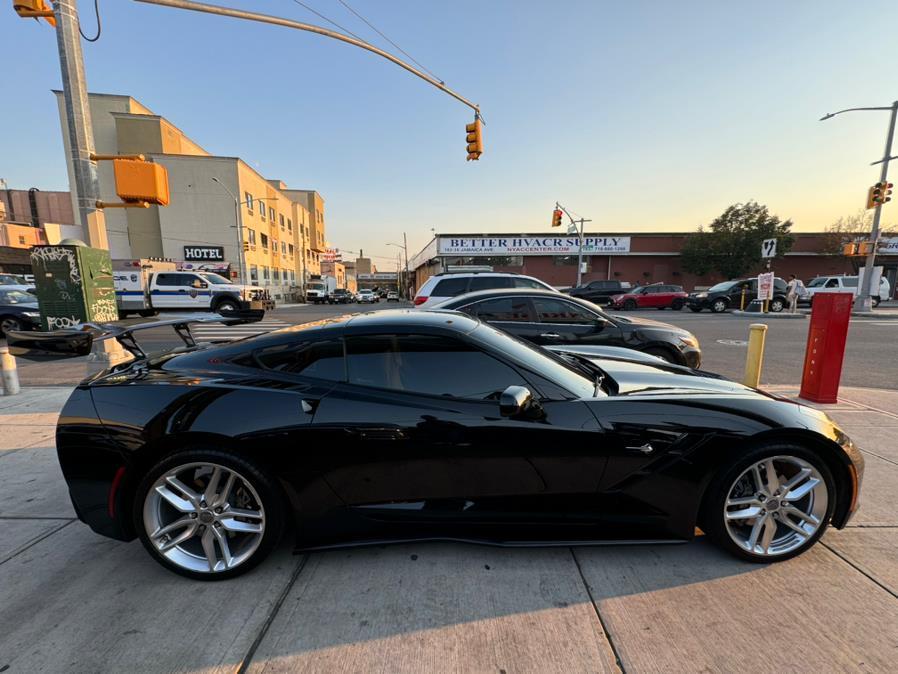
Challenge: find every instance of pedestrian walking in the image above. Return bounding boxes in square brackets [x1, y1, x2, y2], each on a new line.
[786, 274, 806, 313]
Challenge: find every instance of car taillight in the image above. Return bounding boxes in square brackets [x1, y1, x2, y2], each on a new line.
[414, 296, 427, 306]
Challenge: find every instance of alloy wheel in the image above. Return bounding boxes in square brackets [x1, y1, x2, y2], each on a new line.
[0, 317, 22, 335]
[712, 299, 727, 313]
[770, 299, 784, 312]
[723, 455, 828, 557]
[143, 462, 266, 574]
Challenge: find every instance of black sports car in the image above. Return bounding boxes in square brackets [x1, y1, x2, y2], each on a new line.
[432, 288, 702, 368]
[8, 310, 863, 580]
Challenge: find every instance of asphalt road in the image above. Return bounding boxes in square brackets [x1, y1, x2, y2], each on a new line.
[6, 300, 897, 390]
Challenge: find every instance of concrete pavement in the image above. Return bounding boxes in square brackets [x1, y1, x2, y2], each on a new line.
[1, 385, 897, 672]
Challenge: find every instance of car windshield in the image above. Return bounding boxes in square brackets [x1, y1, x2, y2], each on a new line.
[0, 290, 34, 304]
[199, 273, 232, 285]
[309, 282, 325, 289]
[0, 274, 27, 285]
[807, 278, 828, 287]
[707, 281, 738, 292]
[468, 324, 599, 399]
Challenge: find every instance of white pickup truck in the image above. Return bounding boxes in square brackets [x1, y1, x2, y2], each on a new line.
[114, 266, 259, 317]
[804, 274, 891, 307]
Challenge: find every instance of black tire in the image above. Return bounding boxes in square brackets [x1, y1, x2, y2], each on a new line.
[641, 345, 676, 363]
[689, 306, 702, 313]
[138, 309, 159, 318]
[671, 299, 685, 311]
[769, 298, 785, 313]
[0, 315, 23, 336]
[700, 443, 836, 563]
[623, 299, 638, 311]
[656, 306, 666, 310]
[214, 299, 240, 314]
[710, 298, 728, 313]
[134, 448, 286, 581]
[872, 296, 881, 308]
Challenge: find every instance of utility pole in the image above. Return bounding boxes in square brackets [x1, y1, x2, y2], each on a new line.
[820, 101, 898, 312]
[54, 0, 108, 249]
[403, 231, 410, 298]
[574, 217, 592, 288]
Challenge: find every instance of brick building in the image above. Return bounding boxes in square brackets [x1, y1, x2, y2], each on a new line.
[408, 232, 898, 293]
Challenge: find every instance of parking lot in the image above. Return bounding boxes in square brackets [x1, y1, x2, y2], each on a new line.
[2, 303, 898, 672]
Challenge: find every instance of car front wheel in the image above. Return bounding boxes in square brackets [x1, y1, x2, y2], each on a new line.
[769, 298, 785, 313]
[0, 316, 23, 335]
[701, 444, 835, 563]
[215, 299, 239, 314]
[135, 449, 285, 580]
[711, 298, 728, 313]
[623, 299, 637, 310]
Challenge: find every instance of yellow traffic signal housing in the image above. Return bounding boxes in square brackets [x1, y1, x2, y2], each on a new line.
[465, 118, 483, 161]
[867, 181, 894, 209]
[842, 242, 858, 256]
[242, 242, 250, 252]
[552, 208, 563, 228]
[113, 159, 170, 206]
[13, 0, 56, 26]
[858, 241, 876, 255]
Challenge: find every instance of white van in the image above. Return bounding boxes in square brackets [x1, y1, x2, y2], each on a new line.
[804, 274, 891, 307]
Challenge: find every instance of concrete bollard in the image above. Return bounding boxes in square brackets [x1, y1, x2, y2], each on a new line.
[742, 323, 768, 389]
[0, 345, 21, 396]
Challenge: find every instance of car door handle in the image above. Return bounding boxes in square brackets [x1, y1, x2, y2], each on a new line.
[300, 399, 319, 414]
[540, 332, 561, 339]
[345, 427, 406, 441]
[178, 289, 187, 293]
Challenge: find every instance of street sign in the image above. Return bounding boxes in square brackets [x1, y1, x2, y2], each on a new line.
[761, 238, 777, 258]
[757, 271, 775, 301]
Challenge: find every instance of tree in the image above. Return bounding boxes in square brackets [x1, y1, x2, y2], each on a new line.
[821, 210, 896, 272]
[680, 201, 794, 279]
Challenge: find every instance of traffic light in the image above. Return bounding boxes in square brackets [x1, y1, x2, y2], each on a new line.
[12, 1, 56, 27]
[858, 241, 876, 255]
[243, 242, 250, 252]
[465, 117, 483, 161]
[842, 242, 858, 256]
[867, 181, 894, 209]
[552, 208, 563, 228]
[112, 159, 170, 206]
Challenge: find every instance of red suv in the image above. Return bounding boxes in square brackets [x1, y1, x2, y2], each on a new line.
[609, 283, 687, 310]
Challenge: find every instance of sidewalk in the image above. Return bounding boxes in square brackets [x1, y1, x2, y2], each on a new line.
[1, 384, 897, 672]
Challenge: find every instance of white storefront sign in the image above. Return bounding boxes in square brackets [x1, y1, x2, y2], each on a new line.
[880, 237, 898, 255]
[438, 236, 631, 256]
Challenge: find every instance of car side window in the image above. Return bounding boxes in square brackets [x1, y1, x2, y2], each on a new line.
[346, 334, 527, 400]
[532, 298, 595, 324]
[432, 277, 469, 297]
[467, 297, 534, 322]
[155, 274, 179, 286]
[470, 276, 513, 291]
[826, 278, 839, 288]
[253, 340, 345, 380]
[513, 278, 546, 289]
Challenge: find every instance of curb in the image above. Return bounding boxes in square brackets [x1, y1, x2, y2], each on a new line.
[730, 310, 806, 319]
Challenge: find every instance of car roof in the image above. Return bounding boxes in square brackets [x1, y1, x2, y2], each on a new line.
[433, 271, 535, 277]
[432, 287, 582, 307]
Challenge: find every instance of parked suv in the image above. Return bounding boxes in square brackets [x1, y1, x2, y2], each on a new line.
[330, 288, 353, 304]
[413, 272, 555, 309]
[804, 274, 891, 307]
[687, 277, 788, 313]
[608, 283, 688, 310]
[565, 279, 632, 305]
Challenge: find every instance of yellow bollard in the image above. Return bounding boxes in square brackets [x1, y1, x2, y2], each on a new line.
[742, 323, 768, 388]
[0, 346, 20, 396]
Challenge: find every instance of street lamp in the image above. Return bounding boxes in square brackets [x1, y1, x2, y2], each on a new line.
[386, 235, 410, 298]
[820, 101, 898, 312]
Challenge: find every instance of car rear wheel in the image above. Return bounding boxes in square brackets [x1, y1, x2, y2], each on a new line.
[0, 316, 23, 335]
[701, 444, 835, 563]
[623, 299, 637, 310]
[711, 298, 728, 313]
[671, 299, 685, 310]
[135, 449, 285, 580]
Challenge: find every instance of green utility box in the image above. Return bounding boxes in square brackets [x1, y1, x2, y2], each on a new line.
[30, 243, 118, 331]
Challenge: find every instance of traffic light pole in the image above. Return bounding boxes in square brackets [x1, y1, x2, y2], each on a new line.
[54, 0, 108, 249]
[858, 101, 898, 312]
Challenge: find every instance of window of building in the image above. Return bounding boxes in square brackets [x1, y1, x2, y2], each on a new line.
[279, 214, 285, 230]
[18, 236, 26, 245]
[263, 266, 270, 282]
[290, 270, 295, 282]
[269, 206, 275, 221]
[554, 255, 590, 271]
[444, 256, 523, 268]
[273, 268, 280, 282]
[250, 265, 258, 282]
[247, 229, 256, 245]
[260, 233, 269, 250]
[288, 243, 294, 256]
[287, 218, 292, 232]
[346, 335, 526, 400]
[253, 340, 344, 380]
[281, 241, 287, 255]
[244, 193, 253, 213]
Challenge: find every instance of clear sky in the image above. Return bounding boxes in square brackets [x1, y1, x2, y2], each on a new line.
[2, 0, 897, 266]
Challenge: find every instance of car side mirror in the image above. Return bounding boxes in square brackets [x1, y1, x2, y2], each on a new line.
[592, 317, 608, 331]
[499, 385, 542, 419]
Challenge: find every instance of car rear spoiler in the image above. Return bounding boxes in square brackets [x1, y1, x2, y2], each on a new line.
[5, 309, 265, 362]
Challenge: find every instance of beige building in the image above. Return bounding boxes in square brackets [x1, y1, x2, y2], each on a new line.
[321, 260, 346, 288]
[54, 92, 327, 300]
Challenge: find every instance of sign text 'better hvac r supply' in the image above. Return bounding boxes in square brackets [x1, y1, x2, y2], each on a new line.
[183, 246, 225, 262]
[438, 236, 631, 256]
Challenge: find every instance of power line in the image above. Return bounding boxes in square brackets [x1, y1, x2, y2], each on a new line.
[79, 0, 102, 42]
[334, 0, 444, 84]
[289, 0, 364, 41]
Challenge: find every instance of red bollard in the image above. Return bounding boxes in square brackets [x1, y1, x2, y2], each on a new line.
[799, 292, 853, 404]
